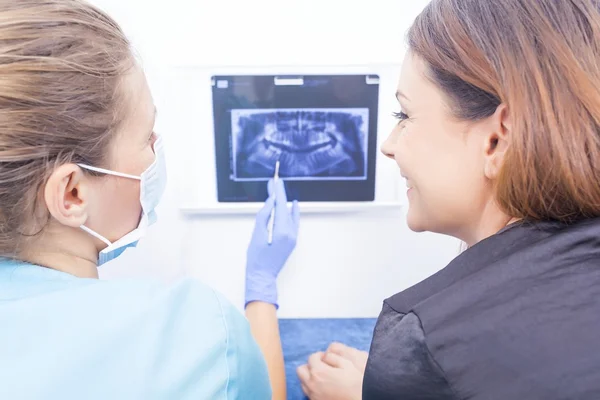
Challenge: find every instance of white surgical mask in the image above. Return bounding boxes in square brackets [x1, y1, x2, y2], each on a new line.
[77, 135, 167, 266]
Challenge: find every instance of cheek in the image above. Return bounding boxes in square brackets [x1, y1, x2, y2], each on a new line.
[399, 119, 470, 183]
[399, 123, 484, 225]
[394, 123, 432, 179]
[92, 178, 142, 241]
[391, 127, 410, 170]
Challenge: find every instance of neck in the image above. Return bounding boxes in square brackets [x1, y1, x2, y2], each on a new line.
[460, 197, 520, 248]
[20, 222, 100, 279]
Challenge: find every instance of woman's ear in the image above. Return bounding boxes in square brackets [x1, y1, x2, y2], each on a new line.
[483, 104, 511, 180]
[44, 164, 91, 228]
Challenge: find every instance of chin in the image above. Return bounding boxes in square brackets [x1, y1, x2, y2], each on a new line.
[405, 209, 428, 233]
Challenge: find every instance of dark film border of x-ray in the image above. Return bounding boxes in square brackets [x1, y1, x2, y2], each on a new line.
[211, 74, 379, 202]
[231, 108, 369, 181]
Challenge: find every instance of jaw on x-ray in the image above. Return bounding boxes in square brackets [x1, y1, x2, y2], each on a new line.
[231, 108, 368, 180]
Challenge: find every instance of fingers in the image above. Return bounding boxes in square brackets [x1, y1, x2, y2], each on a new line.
[300, 351, 361, 400]
[327, 342, 354, 358]
[301, 383, 310, 397]
[255, 194, 275, 227]
[274, 178, 288, 202]
[297, 364, 310, 381]
[327, 342, 369, 372]
[308, 351, 325, 370]
[267, 179, 301, 242]
[300, 352, 329, 399]
[273, 180, 291, 223]
[271, 180, 300, 241]
[297, 364, 311, 396]
[267, 178, 275, 197]
[321, 351, 349, 369]
[291, 199, 300, 228]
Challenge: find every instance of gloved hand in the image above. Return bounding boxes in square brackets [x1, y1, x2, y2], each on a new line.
[245, 178, 300, 308]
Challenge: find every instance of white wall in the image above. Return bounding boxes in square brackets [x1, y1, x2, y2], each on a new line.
[94, 0, 461, 318]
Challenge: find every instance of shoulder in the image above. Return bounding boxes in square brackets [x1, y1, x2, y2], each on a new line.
[0, 263, 272, 398]
[363, 304, 457, 399]
[366, 218, 600, 399]
[99, 277, 272, 398]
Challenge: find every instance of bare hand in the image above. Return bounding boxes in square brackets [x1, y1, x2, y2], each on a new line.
[327, 342, 368, 373]
[296, 343, 367, 400]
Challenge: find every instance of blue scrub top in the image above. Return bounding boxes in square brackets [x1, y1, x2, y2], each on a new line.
[0, 259, 272, 400]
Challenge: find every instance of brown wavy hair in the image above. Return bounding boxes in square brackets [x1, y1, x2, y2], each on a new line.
[0, 0, 133, 256]
[408, 0, 600, 223]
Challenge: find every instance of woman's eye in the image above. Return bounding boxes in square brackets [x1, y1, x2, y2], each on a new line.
[392, 111, 409, 122]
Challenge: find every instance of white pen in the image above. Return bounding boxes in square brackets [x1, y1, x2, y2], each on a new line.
[267, 160, 280, 245]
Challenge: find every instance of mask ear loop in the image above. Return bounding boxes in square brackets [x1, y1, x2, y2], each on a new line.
[76, 164, 142, 181]
[80, 225, 112, 247]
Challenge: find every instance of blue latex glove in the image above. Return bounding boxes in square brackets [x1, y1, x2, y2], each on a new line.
[245, 178, 300, 308]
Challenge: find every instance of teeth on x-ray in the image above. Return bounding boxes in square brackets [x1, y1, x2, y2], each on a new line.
[231, 109, 368, 179]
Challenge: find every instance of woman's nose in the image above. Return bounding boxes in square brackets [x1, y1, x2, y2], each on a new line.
[380, 130, 397, 160]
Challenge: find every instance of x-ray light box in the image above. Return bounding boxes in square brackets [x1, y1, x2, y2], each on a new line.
[211, 74, 380, 202]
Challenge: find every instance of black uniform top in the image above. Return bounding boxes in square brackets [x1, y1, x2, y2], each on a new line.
[363, 218, 600, 400]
